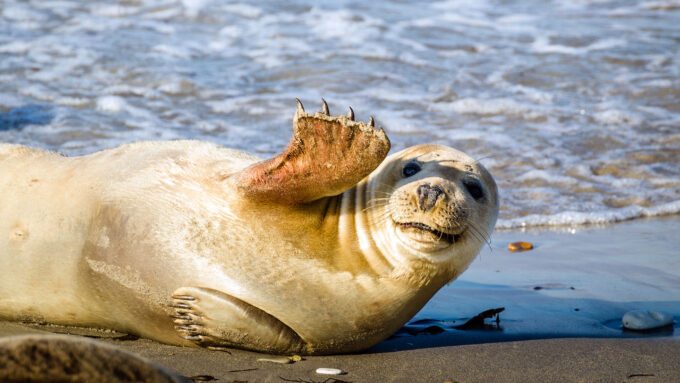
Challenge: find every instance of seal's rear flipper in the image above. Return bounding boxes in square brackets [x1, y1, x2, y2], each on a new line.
[233, 99, 390, 204]
[170, 287, 306, 354]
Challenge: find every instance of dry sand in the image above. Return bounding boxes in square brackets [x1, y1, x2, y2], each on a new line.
[1, 216, 679, 382]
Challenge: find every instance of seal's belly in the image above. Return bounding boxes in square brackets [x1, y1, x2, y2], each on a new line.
[0, 147, 98, 323]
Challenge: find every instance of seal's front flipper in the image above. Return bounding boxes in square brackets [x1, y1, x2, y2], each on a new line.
[170, 287, 306, 354]
[233, 99, 391, 204]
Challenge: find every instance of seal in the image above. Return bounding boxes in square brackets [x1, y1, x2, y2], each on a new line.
[0, 99, 498, 354]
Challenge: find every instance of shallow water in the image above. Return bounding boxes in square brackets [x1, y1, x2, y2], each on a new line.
[373, 216, 680, 351]
[1, 0, 679, 228]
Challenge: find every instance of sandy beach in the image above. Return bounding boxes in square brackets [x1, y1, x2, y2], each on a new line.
[2, 216, 678, 382]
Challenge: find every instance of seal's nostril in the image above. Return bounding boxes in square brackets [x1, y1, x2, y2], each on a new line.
[430, 185, 444, 198]
[417, 184, 444, 211]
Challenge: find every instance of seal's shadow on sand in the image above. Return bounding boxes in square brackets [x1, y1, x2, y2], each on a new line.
[0, 104, 54, 131]
[366, 282, 679, 354]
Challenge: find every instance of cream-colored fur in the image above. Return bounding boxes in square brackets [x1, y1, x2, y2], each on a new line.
[0, 139, 497, 354]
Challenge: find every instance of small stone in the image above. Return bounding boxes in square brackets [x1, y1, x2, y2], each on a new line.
[288, 354, 302, 362]
[508, 241, 533, 252]
[257, 357, 293, 364]
[622, 310, 674, 331]
[316, 368, 346, 375]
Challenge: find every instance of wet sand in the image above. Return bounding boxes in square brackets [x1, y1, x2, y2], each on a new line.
[1, 321, 678, 382]
[1, 216, 678, 382]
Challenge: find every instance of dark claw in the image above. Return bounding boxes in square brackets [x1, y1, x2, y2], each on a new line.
[169, 314, 191, 320]
[296, 98, 304, 112]
[172, 295, 196, 301]
[321, 98, 329, 115]
[180, 335, 202, 342]
[347, 107, 354, 121]
[170, 303, 192, 310]
[369, 116, 375, 127]
[175, 324, 199, 331]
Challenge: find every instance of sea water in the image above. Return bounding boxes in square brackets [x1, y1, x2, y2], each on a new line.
[0, 0, 678, 229]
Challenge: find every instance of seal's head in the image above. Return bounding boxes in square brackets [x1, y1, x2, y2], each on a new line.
[366, 144, 498, 283]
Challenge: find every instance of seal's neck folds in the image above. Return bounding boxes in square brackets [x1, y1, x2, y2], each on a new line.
[336, 181, 393, 277]
[337, 179, 436, 281]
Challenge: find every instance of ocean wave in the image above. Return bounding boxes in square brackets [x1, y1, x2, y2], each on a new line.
[497, 200, 680, 229]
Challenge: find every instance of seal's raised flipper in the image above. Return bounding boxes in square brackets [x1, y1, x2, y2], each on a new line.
[233, 99, 391, 204]
[170, 287, 306, 354]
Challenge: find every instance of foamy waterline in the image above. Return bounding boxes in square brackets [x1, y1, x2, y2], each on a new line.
[497, 200, 680, 229]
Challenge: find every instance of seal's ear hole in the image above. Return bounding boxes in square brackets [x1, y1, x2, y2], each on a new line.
[402, 162, 421, 178]
[463, 179, 485, 201]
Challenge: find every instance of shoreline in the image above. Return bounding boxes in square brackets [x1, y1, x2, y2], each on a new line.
[1, 215, 679, 381]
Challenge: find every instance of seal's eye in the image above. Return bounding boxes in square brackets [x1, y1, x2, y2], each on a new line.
[463, 179, 485, 201]
[402, 162, 421, 178]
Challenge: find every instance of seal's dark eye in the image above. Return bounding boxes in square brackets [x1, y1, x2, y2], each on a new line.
[402, 162, 421, 178]
[463, 179, 485, 201]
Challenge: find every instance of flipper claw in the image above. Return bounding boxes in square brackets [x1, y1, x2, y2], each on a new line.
[296, 98, 304, 112]
[175, 324, 201, 331]
[321, 98, 329, 115]
[170, 303, 192, 310]
[172, 295, 196, 301]
[369, 116, 375, 127]
[347, 106, 354, 121]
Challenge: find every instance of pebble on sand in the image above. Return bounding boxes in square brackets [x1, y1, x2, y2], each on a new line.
[256, 355, 303, 364]
[508, 241, 533, 252]
[622, 310, 674, 331]
[316, 368, 346, 375]
[257, 357, 293, 364]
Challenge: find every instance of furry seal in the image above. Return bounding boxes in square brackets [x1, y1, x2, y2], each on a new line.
[0, 99, 498, 354]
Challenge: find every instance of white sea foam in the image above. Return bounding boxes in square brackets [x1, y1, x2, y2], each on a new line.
[0, 93, 24, 109]
[430, 98, 541, 120]
[105, 85, 157, 99]
[152, 44, 198, 59]
[306, 8, 383, 45]
[531, 36, 627, 55]
[0, 41, 32, 54]
[515, 170, 579, 185]
[2, 4, 49, 22]
[158, 79, 195, 96]
[56, 97, 91, 108]
[221, 3, 262, 19]
[497, 200, 680, 229]
[593, 109, 643, 126]
[96, 96, 126, 113]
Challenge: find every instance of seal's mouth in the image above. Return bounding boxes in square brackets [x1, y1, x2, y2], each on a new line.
[397, 222, 461, 245]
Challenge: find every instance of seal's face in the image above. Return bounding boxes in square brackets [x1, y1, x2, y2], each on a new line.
[368, 145, 498, 268]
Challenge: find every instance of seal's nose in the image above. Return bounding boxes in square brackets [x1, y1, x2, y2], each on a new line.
[416, 184, 444, 211]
